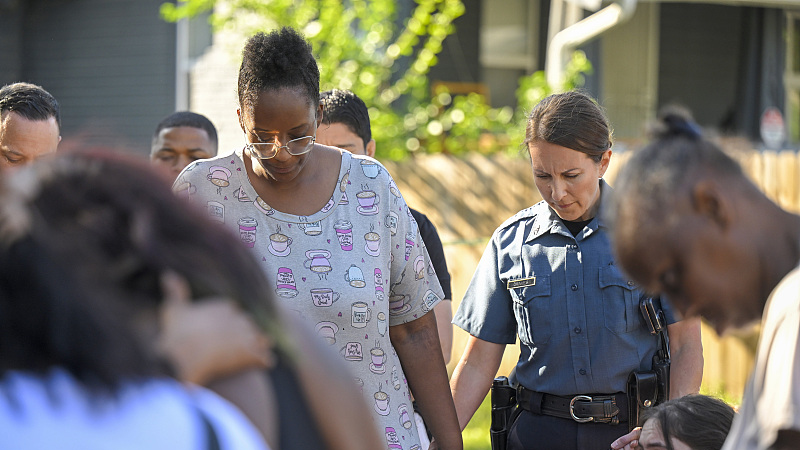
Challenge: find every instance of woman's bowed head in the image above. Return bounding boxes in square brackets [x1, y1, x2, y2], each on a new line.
[525, 91, 613, 222]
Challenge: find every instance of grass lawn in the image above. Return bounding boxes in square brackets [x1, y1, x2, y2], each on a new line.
[462, 393, 492, 450]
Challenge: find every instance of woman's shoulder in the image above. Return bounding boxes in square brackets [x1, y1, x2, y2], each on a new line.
[345, 153, 395, 184]
[495, 201, 550, 235]
[177, 151, 239, 184]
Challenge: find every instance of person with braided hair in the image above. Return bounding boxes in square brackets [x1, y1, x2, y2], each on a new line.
[608, 110, 800, 450]
[175, 27, 461, 450]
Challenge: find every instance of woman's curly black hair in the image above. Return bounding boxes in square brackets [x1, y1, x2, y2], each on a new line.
[238, 27, 320, 115]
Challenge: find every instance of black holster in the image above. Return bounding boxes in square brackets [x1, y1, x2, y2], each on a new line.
[490, 376, 517, 450]
[627, 297, 671, 430]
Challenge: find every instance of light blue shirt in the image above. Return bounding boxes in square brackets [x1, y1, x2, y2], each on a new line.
[453, 180, 676, 396]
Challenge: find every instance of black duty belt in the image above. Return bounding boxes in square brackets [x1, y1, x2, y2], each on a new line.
[516, 386, 627, 425]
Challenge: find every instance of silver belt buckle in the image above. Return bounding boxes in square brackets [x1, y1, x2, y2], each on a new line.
[569, 395, 594, 423]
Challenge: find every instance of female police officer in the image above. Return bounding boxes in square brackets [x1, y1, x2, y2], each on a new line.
[449, 91, 703, 450]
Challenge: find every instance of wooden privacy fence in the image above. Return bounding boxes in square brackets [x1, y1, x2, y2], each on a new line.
[383, 149, 800, 401]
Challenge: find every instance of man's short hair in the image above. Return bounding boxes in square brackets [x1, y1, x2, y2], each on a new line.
[320, 89, 372, 148]
[0, 82, 61, 130]
[152, 111, 219, 151]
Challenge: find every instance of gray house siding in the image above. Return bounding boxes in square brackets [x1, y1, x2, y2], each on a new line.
[0, 3, 24, 82]
[657, 4, 743, 129]
[2, 0, 177, 155]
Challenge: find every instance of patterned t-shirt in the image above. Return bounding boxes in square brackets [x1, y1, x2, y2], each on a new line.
[174, 148, 443, 449]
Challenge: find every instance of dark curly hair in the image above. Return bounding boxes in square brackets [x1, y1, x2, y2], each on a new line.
[238, 27, 320, 116]
[321, 89, 372, 148]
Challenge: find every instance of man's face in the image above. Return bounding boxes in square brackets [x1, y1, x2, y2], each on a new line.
[615, 195, 764, 335]
[150, 126, 216, 179]
[316, 122, 373, 157]
[0, 112, 60, 169]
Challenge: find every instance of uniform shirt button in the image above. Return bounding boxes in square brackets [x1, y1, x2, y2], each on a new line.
[579, 369, 587, 375]
[627, 280, 635, 286]
[574, 327, 582, 334]
[571, 284, 578, 291]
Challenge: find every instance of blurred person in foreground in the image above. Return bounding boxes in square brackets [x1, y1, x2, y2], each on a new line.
[0, 82, 60, 169]
[449, 91, 703, 450]
[317, 88, 455, 449]
[608, 111, 800, 450]
[151, 111, 218, 180]
[0, 149, 381, 449]
[174, 27, 461, 450]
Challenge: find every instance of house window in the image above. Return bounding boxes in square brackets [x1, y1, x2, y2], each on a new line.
[480, 0, 540, 107]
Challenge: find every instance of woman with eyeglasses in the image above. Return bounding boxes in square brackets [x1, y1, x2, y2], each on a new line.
[174, 27, 462, 450]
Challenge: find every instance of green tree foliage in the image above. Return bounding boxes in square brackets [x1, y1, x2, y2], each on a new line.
[162, 0, 591, 159]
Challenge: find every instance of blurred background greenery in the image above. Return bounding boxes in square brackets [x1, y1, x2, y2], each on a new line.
[161, 0, 590, 160]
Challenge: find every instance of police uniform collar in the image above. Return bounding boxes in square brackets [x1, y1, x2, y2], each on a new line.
[524, 179, 612, 242]
[595, 179, 612, 229]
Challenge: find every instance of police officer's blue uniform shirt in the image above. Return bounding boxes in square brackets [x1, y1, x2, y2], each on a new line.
[453, 180, 676, 396]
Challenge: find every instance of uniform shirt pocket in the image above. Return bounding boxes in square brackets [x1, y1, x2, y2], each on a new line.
[509, 275, 552, 345]
[599, 265, 639, 335]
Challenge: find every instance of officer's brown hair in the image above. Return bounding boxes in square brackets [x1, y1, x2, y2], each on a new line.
[524, 90, 612, 162]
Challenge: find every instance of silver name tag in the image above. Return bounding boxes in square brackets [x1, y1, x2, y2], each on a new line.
[507, 276, 536, 290]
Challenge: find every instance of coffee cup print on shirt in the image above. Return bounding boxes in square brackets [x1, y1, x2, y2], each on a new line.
[421, 289, 442, 313]
[300, 220, 323, 236]
[315, 321, 339, 345]
[413, 255, 426, 280]
[333, 220, 353, 251]
[364, 231, 381, 256]
[361, 159, 380, 179]
[369, 343, 386, 374]
[384, 211, 399, 236]
[388, 294, 411, 316]
[253, 196, 274, 216]
[386, 427, 402, 449]
[311, 287, 340, 307]
[207, 201, 224, 223]
[275, 267, 298, 298]
[398, 403, 413, 431]
[341, 341, 363, 361]
[321, 196, 336, 213]
[377, 311, 387, 336]
[344, 264, 366, 288]
[375, 386, 390, 416]
[388, 179, 401, 203]
[356, 189, 380, 215]
[268, 232, 292, 256]
[304, 250, 333, 280]
[404, 232, 415, 261]
[351, 301, 372, 328]
[374, 268, 385, 301]
[207, 166, 231, 194]
[391, 365, 401, 390]
[238, 217, 258, 248]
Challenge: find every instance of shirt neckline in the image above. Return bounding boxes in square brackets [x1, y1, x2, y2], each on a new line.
[232, 146, 351, 223]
